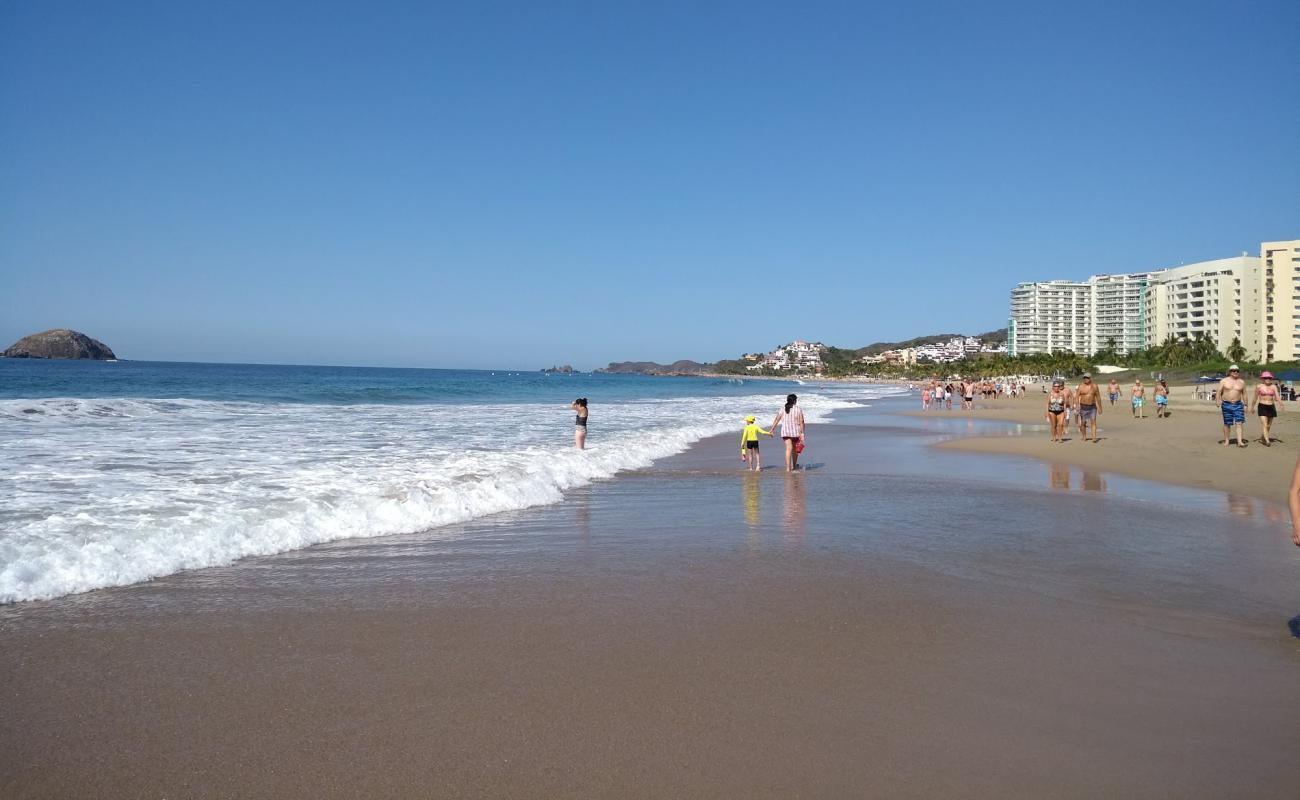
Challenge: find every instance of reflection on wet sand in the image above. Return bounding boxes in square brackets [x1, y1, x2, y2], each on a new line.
[1226, 494, 1255, 517]
[1047, 464, 1107, 494]
[1081, 469, 1106, 493]
[742, 473, 761, 549]
[782, 473, 806, 547]
[1049, 463, 1070, 491]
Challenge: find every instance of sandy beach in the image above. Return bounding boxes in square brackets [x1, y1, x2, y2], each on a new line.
[913, 383, 1300, 502]
[2, 398, 1297, 798]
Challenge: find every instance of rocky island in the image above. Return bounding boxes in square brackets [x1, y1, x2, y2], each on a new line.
[3, 329, 117, 360]
[541, 365, 575, 374]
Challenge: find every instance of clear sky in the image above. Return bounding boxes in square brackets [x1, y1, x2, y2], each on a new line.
[2, 1, 1297, 369]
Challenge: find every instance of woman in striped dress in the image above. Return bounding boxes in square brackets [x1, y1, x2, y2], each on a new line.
[770, 393, 806, 472]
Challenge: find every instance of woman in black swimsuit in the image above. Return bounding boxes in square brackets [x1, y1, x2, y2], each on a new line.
[1046, 380, 1067, 443]
[571, 397, 588, 450]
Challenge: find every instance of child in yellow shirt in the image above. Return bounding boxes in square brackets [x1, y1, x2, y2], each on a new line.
[740, 415, 773, 471]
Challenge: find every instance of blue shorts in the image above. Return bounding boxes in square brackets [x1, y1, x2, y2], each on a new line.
[1155, 395, 1167, 406]
[1221, 401, 1245, 425]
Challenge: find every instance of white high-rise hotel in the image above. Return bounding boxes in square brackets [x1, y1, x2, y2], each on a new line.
[1008, 239, 1299, 361]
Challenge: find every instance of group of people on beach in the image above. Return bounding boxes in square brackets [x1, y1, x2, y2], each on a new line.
[919, 378, 1027, 411]
[571, 393, 809, 472]
[1041, 368, 1285, 446]
[739, 394, 806, 472]
[1213, 366, 1285, 447]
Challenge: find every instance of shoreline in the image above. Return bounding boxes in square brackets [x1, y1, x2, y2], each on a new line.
[2, 395, 1298, 797]
[900, 387, 1297, 503]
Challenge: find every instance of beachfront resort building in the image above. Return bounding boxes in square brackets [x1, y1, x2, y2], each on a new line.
[1144, 256, 1262, 360]
[1260, 240, 1300, 362]
[1009, 245, 1282, 360]
[1007, 280, 1092, 356]
[1089, 271, 1160, 355]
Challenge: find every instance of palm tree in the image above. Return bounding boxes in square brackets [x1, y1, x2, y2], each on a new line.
[1226, 336, 1246, 363]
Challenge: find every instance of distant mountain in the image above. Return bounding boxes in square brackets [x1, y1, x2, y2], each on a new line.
[597, 360, 714, 375]
[602, 328, 1009, 375]
[854, 333, 964, 357]
[854, 328, 1007, 356]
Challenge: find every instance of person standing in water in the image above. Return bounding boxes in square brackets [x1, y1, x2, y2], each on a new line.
[739, 415, 773, 471]
[1252, 370, 1284, 446]
[571, 397, 588, 449]
[770, 393, 806, 472]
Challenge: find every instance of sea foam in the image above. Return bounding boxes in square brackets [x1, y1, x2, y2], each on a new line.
[0, 389, 899, 602]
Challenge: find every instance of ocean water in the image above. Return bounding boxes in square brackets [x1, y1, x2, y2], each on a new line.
[0, 359, 901, 603]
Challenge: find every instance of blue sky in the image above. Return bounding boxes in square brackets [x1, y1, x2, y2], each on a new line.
[3, 0, 1297, 369]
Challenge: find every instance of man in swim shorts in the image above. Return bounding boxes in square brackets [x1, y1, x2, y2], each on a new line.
[1217, 365, 1247, 447]
[1107, 378, 1121, 407]
[1130, 379, 1145, 419]
[1075, 373, 1102, 443]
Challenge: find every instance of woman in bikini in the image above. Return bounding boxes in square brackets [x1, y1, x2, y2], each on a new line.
[1252, 371, 1284, 446]
[571, 397, 588, 449]
[1046, 380, 1068, 443]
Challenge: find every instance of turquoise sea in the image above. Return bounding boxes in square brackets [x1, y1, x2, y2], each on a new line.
[0, 359, 902, 602]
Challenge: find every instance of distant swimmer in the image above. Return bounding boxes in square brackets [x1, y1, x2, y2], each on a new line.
[770, 393, 806, 471]
[740, 414, 773, 472]
[1216, 366, 1246, 447]
[1130, 379, 1146, 419]
[1107, 379, 1121, 407]
[1252, 370, 1283, 447]
[571, 397, 588, 449]
[1075, 373, 1102, 443]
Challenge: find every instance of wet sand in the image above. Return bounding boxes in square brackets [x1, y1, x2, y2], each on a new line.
[2, 404, 1298, 798]
[910, 386, 1300, 502]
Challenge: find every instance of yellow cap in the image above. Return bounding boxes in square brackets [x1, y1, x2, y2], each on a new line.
[746, 415, 755, 422]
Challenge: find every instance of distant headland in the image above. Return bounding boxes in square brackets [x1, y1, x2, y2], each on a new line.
[3, 329, 117, 360]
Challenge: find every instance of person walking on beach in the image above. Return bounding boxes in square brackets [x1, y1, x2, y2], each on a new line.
[571, 398, 588, 449]
[1287, 458, 1300, 637]
[961, 378, 975, 411]
[739, 415, 773, 471]
[1216, 366, 1247, 447]
[771, 393, 806, 471]
[1130, 380, 1146, 419]
[1154, 380, 1170, 418]
[1046, 380, 1068, 443]
[1107, 379, 1121, 407]
[1075, 374, 1102, 443]
[1252, 371, 1284, 447]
